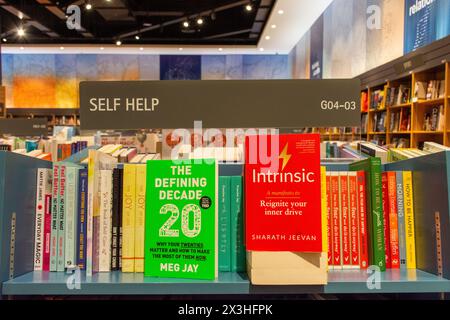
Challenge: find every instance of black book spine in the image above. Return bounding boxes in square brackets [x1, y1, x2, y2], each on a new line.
[118, 168, 124, 271]
[111, 168, 120, 271]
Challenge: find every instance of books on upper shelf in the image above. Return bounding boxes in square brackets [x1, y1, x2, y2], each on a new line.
[370, 86, 387, 111]
[388, 148, 430, 162]
[361, 114, 368, 134]
[361, 91, 368, 112]
[358, 142, 388, 164]
[422, 141, 450, 153]
[372, 111, 387, 133]
[414, 80, 445, 101]
[422, 105, 444, 132]
[385, 85, 410, 107]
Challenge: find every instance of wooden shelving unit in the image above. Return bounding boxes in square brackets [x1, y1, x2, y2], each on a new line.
[360, 61, 449, 148]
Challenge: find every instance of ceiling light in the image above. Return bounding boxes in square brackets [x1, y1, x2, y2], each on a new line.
[116, 40, 122, 46]
[85, 3, 93, 10]
[20, 47, 24, 50]
[218, 48, 223, 51]
[100, 47, 105, 50]
[197, 18, 204, 25]
[245, 4, 253, 11]
[60, 46, 65, 50]
[183, 21, 189, 28]
[278, 9, 284, 15]
[17, 27, 25, 37]
[271, 24, 276, 29]
[259, 48, 264, 52]
[179, 48, 183, 51]
[2, 38, 7, 42]
[265, 35, 270, 40]
[140, 47, 144, 51]
[135, 35, 140, 40]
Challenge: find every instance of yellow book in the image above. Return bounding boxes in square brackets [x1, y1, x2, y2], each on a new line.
[320, 167, 328, 255]
[134, 165, 146, 273]
[122, 164, 136, 272]
[403, 171, 416, 269]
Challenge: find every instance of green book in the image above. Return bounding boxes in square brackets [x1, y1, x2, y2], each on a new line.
[231, 176, 245, 272]
[145, 160, 218, 280]
[219, 176, 231, 272]
[349, 157, 386, 271]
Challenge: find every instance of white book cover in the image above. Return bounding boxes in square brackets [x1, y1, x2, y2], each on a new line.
[34, 168, 48, 270]
[99, 169, 113, 272]
[64, 166, 79, 269]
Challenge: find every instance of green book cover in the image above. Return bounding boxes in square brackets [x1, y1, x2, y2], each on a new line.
[231, 176, 245, 272]
[219, 176, 231, 272]
[350, 157, 386, 271]
[145, 160, 218, 279]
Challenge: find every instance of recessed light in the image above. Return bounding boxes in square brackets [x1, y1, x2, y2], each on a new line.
[278, 9, 284, 15]
[218, 48, 223, 51]
[17, 28, 25, 37]
[265, 35, 270, 40]
[179, 48, 183, 51]
[100, 47, 105, 50]
[140, 47, 144, 51]
[85, 3, 93, 10]
[259, 48, 264, 52]
[197, 18, 204, 25]
[60, 46, 65, 50]
[20, 46, 24, 50]
[2, 38, 7, 42]
[271, 24, 277, 29]
[135, 35, 140, 40]
[183, 21, 189, 28]
[245, 4, 252, 11]
[116, 40, 122, 46]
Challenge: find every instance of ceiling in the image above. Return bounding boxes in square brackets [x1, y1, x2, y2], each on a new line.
[0, 0, 275, 45]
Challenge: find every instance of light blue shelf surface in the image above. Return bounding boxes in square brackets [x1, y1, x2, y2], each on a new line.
[3, 269, 450, 295]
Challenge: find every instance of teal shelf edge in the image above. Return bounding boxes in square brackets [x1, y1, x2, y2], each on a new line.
[3, 270, 450, 296]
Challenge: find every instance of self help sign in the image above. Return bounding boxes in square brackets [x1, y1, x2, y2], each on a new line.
[88, 97, 160, 112]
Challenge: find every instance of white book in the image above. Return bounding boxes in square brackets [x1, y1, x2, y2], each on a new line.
[64, 166, 79, 269]
[140, 154, 156, 163]
[99, 169, 113, 272]
[34, 168, 51, 271]
[130, 154, 146, 163]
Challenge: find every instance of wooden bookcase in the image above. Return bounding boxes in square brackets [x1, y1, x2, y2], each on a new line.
[360, 62, 449, 148]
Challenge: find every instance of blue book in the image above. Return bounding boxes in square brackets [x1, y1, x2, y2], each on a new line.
[76, 169, 88, 270]
[218, 176, 231, 272]
[396, 171, 407, 269]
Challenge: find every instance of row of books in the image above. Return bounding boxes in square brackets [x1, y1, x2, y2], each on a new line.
[372, 111, 386, 133]
[32, 152, 245, 274]
[389, 109, 411, 132]
[385, 85, 410, 108]
[423, 105, 445, 132]
[369, 88, 385, 111]
[414, 80, 446, 101]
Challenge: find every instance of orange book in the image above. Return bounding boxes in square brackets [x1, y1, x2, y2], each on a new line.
[387, 172, 400, 269]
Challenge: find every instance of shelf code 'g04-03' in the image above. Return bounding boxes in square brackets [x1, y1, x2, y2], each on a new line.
[321, 100, 357, 111]
[159, 204, 202, 238]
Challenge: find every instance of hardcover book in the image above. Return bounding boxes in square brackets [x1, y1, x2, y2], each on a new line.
[244, 134, 322, 252]
[76, 169, 88, 270]
[99, 169, 113, 272]
[403, 171, 416, 269]
[135, 165, 147, 273]
[231, 176, 245, 272]
[331, 172, 341, 268]
[50, 164, 60, 272]
[340, 172, 351, 268]
[348, 172, 360, 268]
[219, 176, 231, 272]
[381, 173, 391, 268]
[34, 168, 52, 271]
[65, 165, 82, 269]
[122, 164, 137, 273]
[387, 172, 400, 269]
[144, 160, 218, 280]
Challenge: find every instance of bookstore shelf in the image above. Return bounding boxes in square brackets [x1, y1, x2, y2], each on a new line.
[415, 98, 446, 107]
[390, 103, 412, 109]
[3, 270, 450, 295]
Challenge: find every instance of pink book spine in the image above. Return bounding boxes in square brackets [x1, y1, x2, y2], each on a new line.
[43, 194, 52, 271]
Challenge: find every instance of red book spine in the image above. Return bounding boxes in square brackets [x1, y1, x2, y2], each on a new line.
[43, 194, 52, 271]
[357, 171, 369, 269]
[331, 173, 341, 267]
[349, 173, 360, 268]
[382, 172, 391, 268]
[326, 173, 333, 267]
[340, 173, 351, 268]
[387, 172, 400, 269]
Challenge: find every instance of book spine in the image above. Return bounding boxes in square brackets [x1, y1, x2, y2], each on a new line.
[330, 172, 341, 268]
[231, 176, 245, 272]
[219, 176, 231, 272]
[34, 169, 46, 271]
[118, 169, 123, 270]
[86, 153, 96, 276]
[111, 168, 120, 271]
[64, 167, 78, 269]
[326, 173, 333, 268]
[339, 172, 351, 268]
[50, 164, 59, 272]
[77, 169, 88, 270]
[57, 164, 67, 272]
[320, 167, 328, 257]
[357, 171, 369, 269]
[122, 164, 136, 272]
[348, 172, 360, 269]
[403, 171, 416, 269]
[99, 170, 113, 272]
[388, 172, 400, 269]
[43, 172, 53, 272]
[381, 173, 391, 268]
[369, 158, 386, 271]
[396, 171, 407, 269]
[134, 165, 146, 273]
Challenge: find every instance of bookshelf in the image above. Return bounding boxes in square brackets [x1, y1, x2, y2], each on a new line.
[360, 61, 449, 148]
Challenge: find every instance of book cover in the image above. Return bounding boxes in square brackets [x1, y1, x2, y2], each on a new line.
[50, 164, 60, 271]
[339, 172, 351, 268]
[348, 172, 360, 269]
[65, 166, 80, 269]
[320, 167, 328, 256]
[231, 176, 245, 272]
[57, 164, 67, 272]
[396, 171, 407, 269]
[350, 158, 386, 271]
[326, 172, 333, 267]
[43, 175, 53, 272]
[330, 172, 341, 268]
[76, 169, 88, 270]
[356, 171, 369, 269]
[122, 164, 137, 273]
[111, 168, 122, 271]
[34, 168, 50, 271]
[403, 171, 416, 269]
[387, 172, 400, 269]
[99, 169, 113, 272]
[244, 134, 322, 252]
[135, 165, 147, 273]
[219, 176, 231, 272]
[144, 160, 218, 280]
[381, 173, 391, 268]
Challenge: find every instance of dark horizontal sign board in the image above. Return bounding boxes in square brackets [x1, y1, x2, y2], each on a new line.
[79, 79, 361, 130]
[0, 118, 48, 136]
